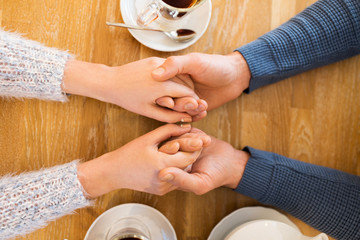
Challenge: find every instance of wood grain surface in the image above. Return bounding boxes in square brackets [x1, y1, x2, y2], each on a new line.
[0, 0, 359, 239]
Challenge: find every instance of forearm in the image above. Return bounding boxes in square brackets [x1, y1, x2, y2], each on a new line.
[0, 161, 91, 239]
[235, 147, 360, 240]
[237, 0, 360, 92]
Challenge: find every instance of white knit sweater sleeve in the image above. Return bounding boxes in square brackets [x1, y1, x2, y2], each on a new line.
[0, 30, 70, 101]
[0, 161, 91, 239]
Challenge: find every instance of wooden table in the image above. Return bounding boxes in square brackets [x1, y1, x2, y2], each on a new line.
[0, 0, 359, 239]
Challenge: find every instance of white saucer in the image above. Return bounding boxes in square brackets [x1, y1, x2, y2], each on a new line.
[207, 207, 299, 240]
[84, 203, 177, 240]
[120, 0, 212, 52]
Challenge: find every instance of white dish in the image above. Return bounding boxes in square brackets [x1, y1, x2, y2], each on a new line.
[207, 206, 299, 240]
[120, 0, 212, 52]
[225, 220, 328, 240]
[84, 203, 177, 240]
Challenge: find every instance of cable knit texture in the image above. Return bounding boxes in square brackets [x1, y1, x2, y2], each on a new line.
[0, 30, 70, 101]
[0, 161, 91, 239]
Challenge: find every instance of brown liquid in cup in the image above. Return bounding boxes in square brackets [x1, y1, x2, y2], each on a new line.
[162, 0, 198, 8]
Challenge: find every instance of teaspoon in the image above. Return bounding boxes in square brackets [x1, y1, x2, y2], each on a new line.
[106, 22, 197, 42]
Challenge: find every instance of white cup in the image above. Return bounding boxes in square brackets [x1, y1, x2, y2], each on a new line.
[137, 0, 208, 29]
[105, 217, 151, 240]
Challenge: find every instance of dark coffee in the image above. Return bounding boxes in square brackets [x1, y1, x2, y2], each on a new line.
[112, 234, 148, 240]
[162, 0, 198, 8]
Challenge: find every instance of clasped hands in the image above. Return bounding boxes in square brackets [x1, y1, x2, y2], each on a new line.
[67, 52, 251, 198]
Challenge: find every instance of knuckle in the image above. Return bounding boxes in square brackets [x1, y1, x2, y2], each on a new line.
[194, 188, 207, 195]
[158, 191, 166, 196]
[148, 57, 162, 65]
[166, 56, 177, 65]
[188, 52, 202, 62]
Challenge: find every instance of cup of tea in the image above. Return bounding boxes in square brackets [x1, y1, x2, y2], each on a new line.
[105, 217, 151, 240]
[137, 0, 208, 29]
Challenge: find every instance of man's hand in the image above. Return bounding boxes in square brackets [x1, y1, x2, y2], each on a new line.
[152, 52, 251, 112]
[158, 136, 250, 195]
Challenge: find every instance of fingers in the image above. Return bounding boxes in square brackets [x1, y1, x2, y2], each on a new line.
[159, 137, 203, 154]
[148, 105, 193, 123]
[156, 96, 175, 109]
[156, 96, 198, 112]
[174, 97, 199, 112]
[146, 124, 192, 144]
[166, 150, 201, 169]
[152, 55, 195, 81]
[186, 129, 211, 147]
[155, 97, 208, 122]
[192, 111, 207, 122]
[159, 167, 211, 195]
[159, 128, 211, 154]
[159, 141, 181, 154]
[185, 99, 208, 122]
[185, 99, 208, 116]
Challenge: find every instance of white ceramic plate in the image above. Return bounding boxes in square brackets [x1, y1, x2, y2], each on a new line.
[225, 220, 328, 240]
[84, 203, 177, 240]
[207, 206, 299, 240]
[120, 0, 212, 52]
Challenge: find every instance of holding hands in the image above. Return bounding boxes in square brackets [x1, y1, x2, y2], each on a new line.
[152, 52, 251, 111]
[160, 135, 249, 195]
[77, 124, 211, 198]
[66, 52, 253, 197]
[62, 58, 207, 123]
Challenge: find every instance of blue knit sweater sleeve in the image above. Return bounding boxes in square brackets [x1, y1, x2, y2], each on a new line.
[236, 0, 360, 92]
[235, 147, 360, 240]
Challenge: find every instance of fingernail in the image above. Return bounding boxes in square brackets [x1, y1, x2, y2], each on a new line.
[181, 117, 192, 123]
[184, 102, 195, 110]
[180, 123, 191, 128]
[161, 174, 174, 182]
[197, 104, 206, 111]
[152, 67, 165, 76]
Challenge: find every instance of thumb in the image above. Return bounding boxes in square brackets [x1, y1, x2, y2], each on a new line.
[152, 55, 194, 81]
[159, 167, 209, 195]
[145, 123, 192, 145]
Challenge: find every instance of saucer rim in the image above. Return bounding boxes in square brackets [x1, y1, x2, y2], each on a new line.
[225, 219, 302, 240]
[120, 0, 212, 52]
[84, 203, 177, 240]
[207, 206, 299, 240]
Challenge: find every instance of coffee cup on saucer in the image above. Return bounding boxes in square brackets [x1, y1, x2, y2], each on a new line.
[225, 219, 328, 240]
[84, 203, 177, 240]
[120, 0, 212, 52]
[106, 217, 151, 240]
[137, 0, 209, 30]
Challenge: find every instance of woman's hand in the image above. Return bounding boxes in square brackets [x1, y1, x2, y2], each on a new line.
[77, 124, 210, 198]
[62, 58, 207, 123]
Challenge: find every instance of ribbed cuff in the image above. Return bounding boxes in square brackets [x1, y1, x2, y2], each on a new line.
[234, 147, 275, 202]
[236, 39, 279, 93]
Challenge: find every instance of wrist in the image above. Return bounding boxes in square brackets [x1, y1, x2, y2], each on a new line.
[62, 59, 113, 101]
[223, 149, 249, 189]
[77, 153, 116, 198]
[227, 51, 251, 96]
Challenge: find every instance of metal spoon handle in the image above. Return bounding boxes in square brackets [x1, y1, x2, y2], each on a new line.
[106, 22, 164, 32]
